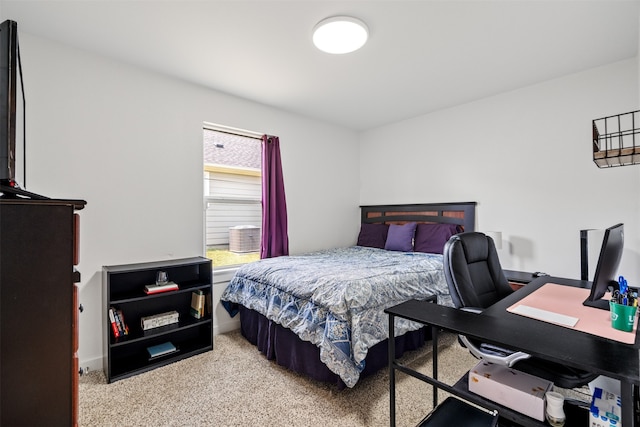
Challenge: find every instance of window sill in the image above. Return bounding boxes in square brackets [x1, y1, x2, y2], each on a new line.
[213, 266, 240, 284]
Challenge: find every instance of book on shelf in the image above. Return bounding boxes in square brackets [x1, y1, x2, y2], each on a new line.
[144, 281, 179, 295]
[115, 309, 129, 336]
[190, 290, 205, 319]
[140, 310, 179, 330]
[109, 307, 129, 338]
[108, 307, 120, 338]
[147, 341, 177, 359]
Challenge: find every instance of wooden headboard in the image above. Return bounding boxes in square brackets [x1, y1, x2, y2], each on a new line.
[360, 202, 477, 232]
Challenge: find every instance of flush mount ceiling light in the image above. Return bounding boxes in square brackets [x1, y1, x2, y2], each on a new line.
[312, 16, 369, 54]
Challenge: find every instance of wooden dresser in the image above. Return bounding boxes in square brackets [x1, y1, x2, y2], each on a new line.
[0, 198, 86, 426]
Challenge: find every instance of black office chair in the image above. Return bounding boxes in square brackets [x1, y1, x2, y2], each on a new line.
[443, 232, 598, 389]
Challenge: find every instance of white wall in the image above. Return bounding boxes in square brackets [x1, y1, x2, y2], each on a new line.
[18, 33, 360, 371]
[360, 58, 640, 283]
[12, 29, 640, 374]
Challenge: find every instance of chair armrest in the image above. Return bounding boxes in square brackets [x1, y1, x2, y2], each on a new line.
[457, 307, 530, 366]
[459, 335, 531, 367]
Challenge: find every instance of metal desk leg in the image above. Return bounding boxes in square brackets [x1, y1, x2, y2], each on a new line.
[432, 325, 438, 408]
[389, 313, 396, 427]
[621, 380, 635, 427]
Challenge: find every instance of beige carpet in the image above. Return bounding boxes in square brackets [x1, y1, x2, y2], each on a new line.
[79, 330, 480, 426]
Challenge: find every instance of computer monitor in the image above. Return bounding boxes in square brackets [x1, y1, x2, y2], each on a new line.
[0, 20, 46, 200]
[583, 223, 624, 310]
[0, 20, 18, 186]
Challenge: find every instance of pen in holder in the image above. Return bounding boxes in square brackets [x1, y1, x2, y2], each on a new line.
[610, 300, 637, 332]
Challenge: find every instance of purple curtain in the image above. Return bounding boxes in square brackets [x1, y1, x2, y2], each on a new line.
[260, 135, 289, 258]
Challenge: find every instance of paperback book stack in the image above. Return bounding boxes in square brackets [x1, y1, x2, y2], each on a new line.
[190, 290, 205, 319]
[109, 307, 129, 338]
[140, 310, 179, 330]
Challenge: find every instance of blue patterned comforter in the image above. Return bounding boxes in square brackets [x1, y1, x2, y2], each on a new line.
[220, 246, 451, 387]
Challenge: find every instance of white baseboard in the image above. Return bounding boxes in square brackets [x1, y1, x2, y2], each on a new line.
[213, 267, 241, 335]
[215, 318, 241, 335]
[78, 355, 104, 376]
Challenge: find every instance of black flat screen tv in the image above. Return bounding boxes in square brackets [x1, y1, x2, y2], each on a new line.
[583, 223, 624, 310]
[0, 19, 18, 186]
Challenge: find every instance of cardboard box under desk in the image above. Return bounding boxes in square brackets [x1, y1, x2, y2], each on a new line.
[468, 361, 552, 422]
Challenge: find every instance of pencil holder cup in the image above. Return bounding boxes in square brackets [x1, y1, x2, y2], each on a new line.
[610, 300, 637, 332]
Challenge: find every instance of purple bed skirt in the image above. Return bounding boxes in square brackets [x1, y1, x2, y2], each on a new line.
[238, 305, 430, 389]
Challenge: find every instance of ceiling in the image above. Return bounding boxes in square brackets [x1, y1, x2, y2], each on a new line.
[2, 0, 639, 131]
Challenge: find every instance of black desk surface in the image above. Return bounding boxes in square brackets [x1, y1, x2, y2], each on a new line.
[503, 269, 536, 284]
[386, 276, 639, 386]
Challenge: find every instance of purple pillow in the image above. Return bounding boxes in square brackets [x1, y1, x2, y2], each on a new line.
[414, 223, 461, 254]
[384, 222, 417, 252]
[357, 223, 389, 249]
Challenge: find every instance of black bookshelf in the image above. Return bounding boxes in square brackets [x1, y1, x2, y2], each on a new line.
[103, 257, 213, 383]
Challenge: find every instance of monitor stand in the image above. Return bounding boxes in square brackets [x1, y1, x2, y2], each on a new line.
[583, 297, 611, 311]
[0, 182, 49, 200]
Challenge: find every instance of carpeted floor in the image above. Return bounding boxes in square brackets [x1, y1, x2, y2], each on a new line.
[79, 330, 478, 427]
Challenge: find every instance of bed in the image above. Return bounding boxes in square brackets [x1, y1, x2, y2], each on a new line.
[220, 202, 476, 388]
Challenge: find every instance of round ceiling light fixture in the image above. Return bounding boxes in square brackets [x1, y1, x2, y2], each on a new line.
[312, 16, 369, 54]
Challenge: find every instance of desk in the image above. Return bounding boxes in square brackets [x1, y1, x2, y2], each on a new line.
[503, 269, 536, 290]
[386, 276, 640, 426]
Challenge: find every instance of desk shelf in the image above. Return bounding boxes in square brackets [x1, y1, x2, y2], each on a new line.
[452, 373, 588, 427]
[391, 354, 588, 427]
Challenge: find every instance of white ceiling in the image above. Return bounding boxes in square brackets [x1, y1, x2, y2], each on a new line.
[3, 0, 639, 131]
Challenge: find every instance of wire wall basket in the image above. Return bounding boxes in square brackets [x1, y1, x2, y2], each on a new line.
[592, 110, 640, 168]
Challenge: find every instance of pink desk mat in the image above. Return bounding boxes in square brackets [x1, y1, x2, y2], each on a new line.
[507, 283, 638, 344]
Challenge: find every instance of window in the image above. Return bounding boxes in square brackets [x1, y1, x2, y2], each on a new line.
[203, 124, 262, 268]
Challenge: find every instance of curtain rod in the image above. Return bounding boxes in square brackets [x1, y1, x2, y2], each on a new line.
[203, 122, 263, 140]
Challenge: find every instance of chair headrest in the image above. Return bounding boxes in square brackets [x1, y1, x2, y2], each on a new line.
[459, 232, 493, 263]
